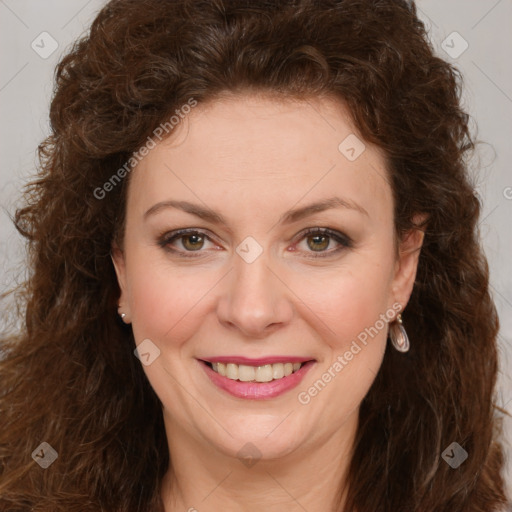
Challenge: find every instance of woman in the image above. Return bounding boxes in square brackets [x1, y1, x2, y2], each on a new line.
[0, 0, 510, 510]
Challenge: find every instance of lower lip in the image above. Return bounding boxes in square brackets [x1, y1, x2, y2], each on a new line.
[199, 360, 315, 400]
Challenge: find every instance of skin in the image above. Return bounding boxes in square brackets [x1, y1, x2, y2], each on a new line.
[112, 92, 425, 511]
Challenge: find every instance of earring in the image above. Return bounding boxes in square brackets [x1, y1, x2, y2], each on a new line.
[118, 306, 128, 322]
[389, 313, 410, 353]
[118, 312, 131, 325]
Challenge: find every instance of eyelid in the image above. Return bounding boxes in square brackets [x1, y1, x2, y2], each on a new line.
[291, 227, 353, 256]
[157, 226, 353, 258]
[157, 228, 220, 255]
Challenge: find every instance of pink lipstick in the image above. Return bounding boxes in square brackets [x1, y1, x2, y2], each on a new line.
[198, 358, 315, 400]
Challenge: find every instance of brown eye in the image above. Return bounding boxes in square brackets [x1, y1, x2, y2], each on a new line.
[180, 233, 205, 251]
[158, 227, 352, 259]
[295, 227, 353, 258]
[306, 234, 330, 252]
[158, 229, 217, 257]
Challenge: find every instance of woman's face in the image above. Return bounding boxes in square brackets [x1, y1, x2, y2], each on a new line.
[113, 93, 423, 462]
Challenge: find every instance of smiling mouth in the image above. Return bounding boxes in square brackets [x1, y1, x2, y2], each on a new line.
[201, 360, 309, 383]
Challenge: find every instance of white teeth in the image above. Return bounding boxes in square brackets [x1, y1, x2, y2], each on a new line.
[209, 361, 305, 382]
[272, 363, 284, 379]
[238, 364, 256, 382]
[255, 364, 273, 382]
[226, 363, 238, 380]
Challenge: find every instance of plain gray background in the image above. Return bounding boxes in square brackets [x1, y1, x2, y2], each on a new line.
[1, 0, 511, 497]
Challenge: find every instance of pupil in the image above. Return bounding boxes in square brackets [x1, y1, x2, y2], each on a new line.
[182, 234, 330, 252]
[308, 235, 329, 251]
[184, 234, 203, 251]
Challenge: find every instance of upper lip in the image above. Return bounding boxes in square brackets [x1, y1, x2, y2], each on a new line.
[199, 356, 315, 366]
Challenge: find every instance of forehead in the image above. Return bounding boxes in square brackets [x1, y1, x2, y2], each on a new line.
[128, 93, 393, 223]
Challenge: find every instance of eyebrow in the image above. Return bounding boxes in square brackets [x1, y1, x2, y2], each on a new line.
[143, 196, 369, 224]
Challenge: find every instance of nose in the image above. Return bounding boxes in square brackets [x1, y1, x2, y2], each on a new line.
[216, 250, 294, 339]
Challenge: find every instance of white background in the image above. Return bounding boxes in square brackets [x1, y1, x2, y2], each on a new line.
[0, 0, 511, 497]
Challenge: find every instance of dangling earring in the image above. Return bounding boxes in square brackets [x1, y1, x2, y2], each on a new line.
[389, 313, 410, 353]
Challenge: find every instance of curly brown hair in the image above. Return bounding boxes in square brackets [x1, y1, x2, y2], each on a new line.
[0, 0, 510, 510]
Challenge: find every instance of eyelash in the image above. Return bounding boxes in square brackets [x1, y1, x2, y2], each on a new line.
[157, 227, 353, 259]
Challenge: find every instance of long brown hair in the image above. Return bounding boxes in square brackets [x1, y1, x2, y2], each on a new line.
[1, 0, 510, 510]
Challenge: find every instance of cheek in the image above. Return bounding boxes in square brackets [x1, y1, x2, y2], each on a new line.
[295, 264, 392, 417]
[293, 257, 394, 349]
[124, 234, 395, 355]
[125, 254, 215, 346]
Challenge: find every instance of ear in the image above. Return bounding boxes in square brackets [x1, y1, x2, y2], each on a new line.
[111, 242, 131, 321]
[390, 214, 427, 313]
